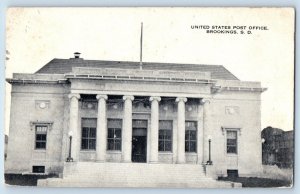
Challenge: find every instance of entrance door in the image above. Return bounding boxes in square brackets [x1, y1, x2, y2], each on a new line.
[132, 128, 147, 163]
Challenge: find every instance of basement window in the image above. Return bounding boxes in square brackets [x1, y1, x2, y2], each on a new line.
[227, 169, 239, 178]
[32, 166, 45, 173]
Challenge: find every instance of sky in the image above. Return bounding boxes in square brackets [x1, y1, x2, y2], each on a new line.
[5, 7, 295, 134]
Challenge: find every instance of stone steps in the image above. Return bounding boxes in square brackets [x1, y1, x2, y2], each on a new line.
[63, 162, 206, 180]
[39, 178, 237, 188]
[37, 162, 242, 188]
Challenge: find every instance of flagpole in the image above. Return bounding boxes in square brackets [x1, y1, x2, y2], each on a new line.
[140, 22, 143, 70]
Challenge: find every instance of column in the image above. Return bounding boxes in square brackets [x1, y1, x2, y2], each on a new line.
[68, 93, 80, 162]
[122, 95, 134, 162]
[176, 97, 187, 164]
[96, 94, 108, 162]
[201, 98, 210, 163]
[197, 102, 204, 164]
[149, 96, 161, 163]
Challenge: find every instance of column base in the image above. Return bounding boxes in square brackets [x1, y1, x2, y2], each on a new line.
[96, 160, 106, 163]
[149, 161, 158, 164]
[66, 157, 73, 162]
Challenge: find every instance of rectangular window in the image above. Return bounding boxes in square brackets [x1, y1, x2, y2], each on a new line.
[185, 121, 197, 152]
[159, 120, 173, 152]
[35, 126, 47, 149]
[227, 169, 238, 178]
[32, 166, 45, 173]
[107, 119, 122, 151]
[227, 130, 237, 154]
[81, 118, 97, 150]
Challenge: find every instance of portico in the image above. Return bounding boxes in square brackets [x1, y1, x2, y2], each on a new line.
[68, 92, 206, 164]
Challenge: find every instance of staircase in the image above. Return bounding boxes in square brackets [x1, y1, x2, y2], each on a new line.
[38, 162, 241, 188]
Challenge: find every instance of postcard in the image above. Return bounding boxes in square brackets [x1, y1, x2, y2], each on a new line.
[4, 7, 294, 188]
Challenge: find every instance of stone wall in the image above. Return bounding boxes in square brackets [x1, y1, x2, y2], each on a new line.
[203, 90, 262, 177]
[5, 83, 68, 174]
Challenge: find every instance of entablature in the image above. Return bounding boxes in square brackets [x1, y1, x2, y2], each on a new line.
[6, 73, 67, 84]
[65, 67, 214, 85]
[6, 70, 267, 94]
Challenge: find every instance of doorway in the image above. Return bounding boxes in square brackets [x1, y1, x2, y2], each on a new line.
[132, 128, 147, 163]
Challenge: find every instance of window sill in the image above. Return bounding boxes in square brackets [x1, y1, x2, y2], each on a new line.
[226, 153, 238, 157]
[80, 150, 96, 153]
[22, 172, 48, 175]
[158, 152, 173, 154]
[107, 150, 122, 154]
[185, 152, 197, 155]
[34, 149, 46, 152]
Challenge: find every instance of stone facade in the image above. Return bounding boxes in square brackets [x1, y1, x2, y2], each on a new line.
[5, 57, 266, 179]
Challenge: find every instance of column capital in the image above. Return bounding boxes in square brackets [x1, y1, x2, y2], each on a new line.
[123, 95, 134, 101]
[175, 97, 187, 103]
[149, 96, 161, 102]
[96, 94, 108, 101]
[200, 98, 210, 105]
[68, 93, 80, 100]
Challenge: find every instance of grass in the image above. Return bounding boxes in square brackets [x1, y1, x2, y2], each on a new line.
[218, 176, 293, 188]
[5, 173, 58, 186]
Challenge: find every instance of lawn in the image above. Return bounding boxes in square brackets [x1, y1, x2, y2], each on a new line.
[218, 176, 293, 188]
